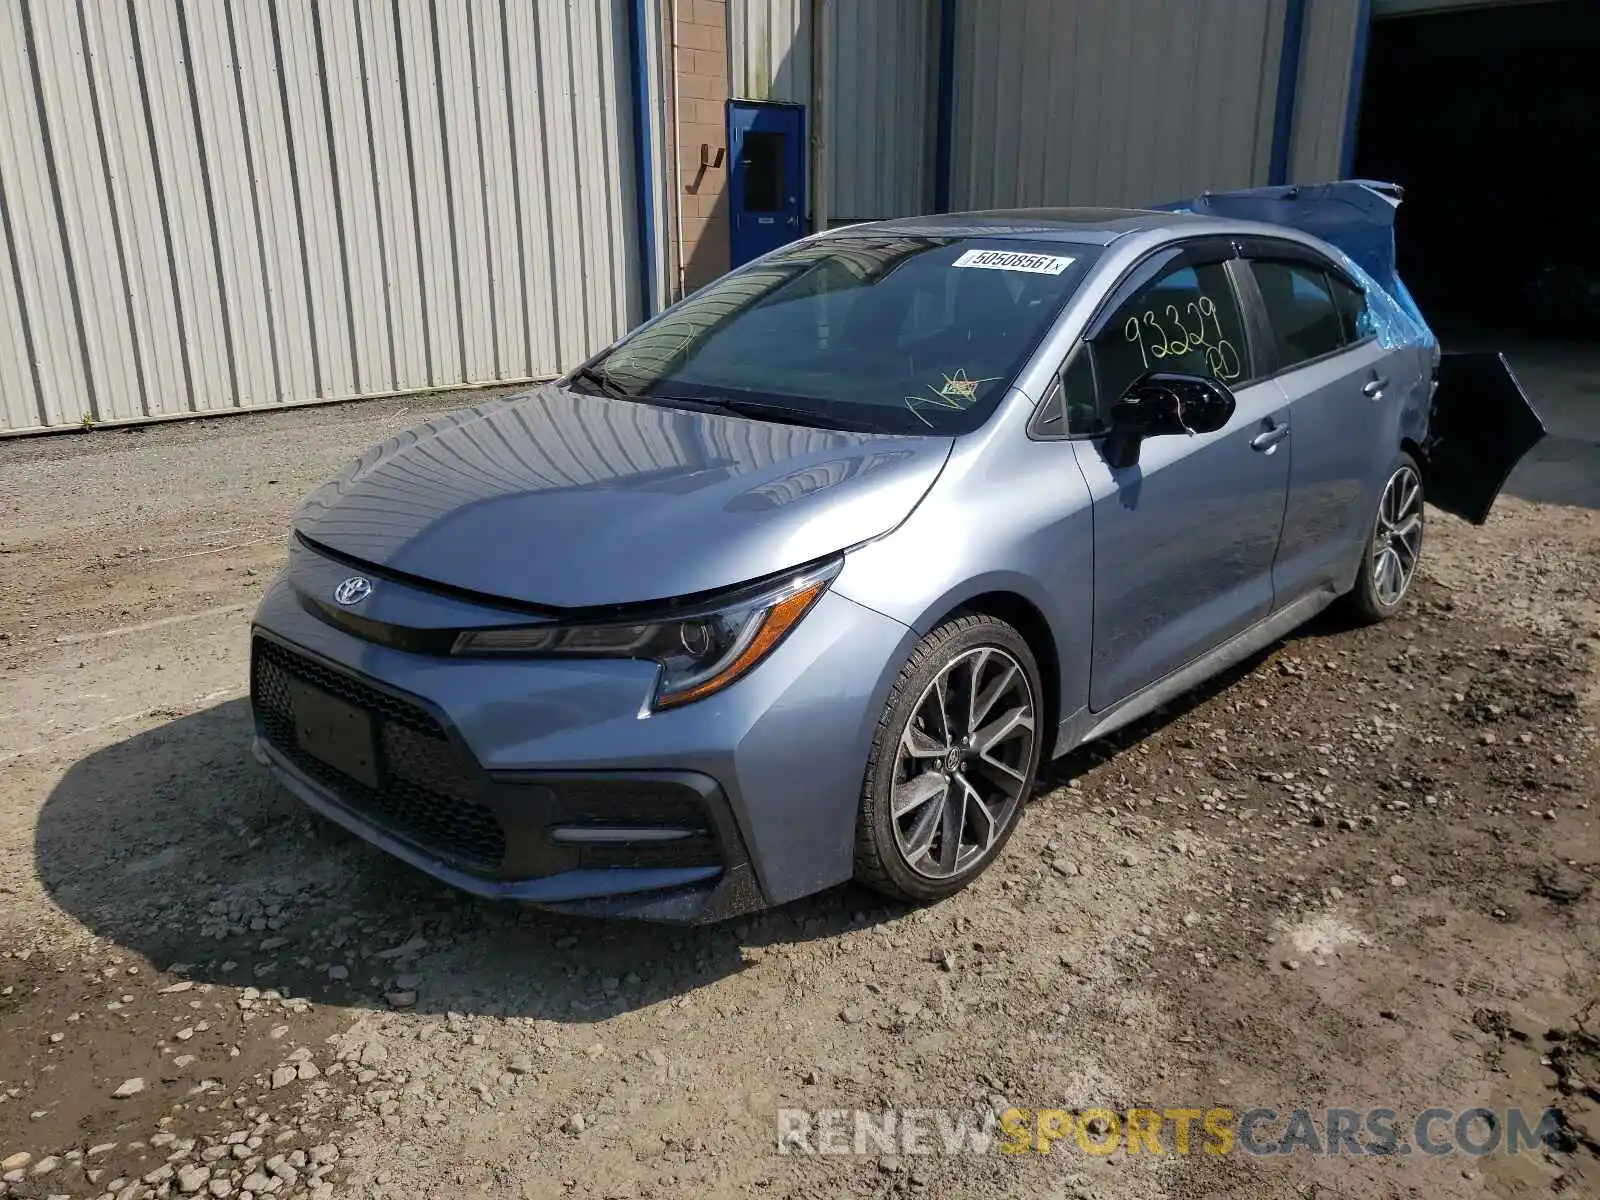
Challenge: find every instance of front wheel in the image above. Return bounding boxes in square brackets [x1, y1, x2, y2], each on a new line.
[854, 615, 1043, 904]
[1346, 452, 1425, 623]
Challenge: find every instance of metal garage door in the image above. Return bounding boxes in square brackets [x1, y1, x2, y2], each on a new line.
[0, 0, 641, 435]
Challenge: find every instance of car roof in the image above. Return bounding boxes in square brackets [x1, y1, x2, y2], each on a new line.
[827, 207, 1217, 246]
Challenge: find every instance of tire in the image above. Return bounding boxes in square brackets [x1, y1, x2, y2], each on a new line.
[1345, 451, 1425, 624]
[854, 614, 1044, 904]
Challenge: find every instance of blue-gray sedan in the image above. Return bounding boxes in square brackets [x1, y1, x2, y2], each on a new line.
[250, 183, 1542, 922]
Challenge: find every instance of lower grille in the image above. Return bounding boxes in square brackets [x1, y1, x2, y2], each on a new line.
[251, 638, 507, 873]
[545, 778, 723, 870]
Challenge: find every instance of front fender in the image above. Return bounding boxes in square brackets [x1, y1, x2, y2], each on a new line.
[833, 429, 1095, 745]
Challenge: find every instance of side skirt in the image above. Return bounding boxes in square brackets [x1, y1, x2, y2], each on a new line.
[1051, 588, 1339, 759]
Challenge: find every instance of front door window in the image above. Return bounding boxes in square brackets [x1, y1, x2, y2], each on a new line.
[1069, 261, 1248, 434]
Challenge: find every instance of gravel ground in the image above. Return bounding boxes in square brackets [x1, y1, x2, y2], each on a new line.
[1, 363, 1597, 1200]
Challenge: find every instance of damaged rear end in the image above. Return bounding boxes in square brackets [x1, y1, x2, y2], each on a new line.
[1167, 180, 1546, 524]
[1424, 351, 1545, 524]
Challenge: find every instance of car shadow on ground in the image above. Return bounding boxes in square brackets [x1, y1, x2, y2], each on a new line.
[35, 601, 1370, 1024]
[1035, 600, 1372, 793]
[33, 698, 891, 1024]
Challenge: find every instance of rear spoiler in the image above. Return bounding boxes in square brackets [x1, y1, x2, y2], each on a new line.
[1157, 180, 1433, 346]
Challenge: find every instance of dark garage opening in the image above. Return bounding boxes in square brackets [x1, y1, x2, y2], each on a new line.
[1354, 0, 1599, 341]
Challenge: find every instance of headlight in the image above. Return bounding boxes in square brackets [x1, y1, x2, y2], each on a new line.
[451, 560, 840, 710]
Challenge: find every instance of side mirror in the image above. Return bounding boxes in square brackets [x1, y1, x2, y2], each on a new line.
[1103, 373, 1237, 469]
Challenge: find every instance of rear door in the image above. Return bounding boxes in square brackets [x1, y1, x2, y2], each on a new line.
[1237, 249, 1412, 602]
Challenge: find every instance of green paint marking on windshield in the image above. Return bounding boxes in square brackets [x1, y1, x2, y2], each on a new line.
[904, 369, 1002, 427]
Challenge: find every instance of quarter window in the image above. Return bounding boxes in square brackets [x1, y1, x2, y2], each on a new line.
[1060, 343, 1098, 434]
[1248, 260, 1347, 371]
[1070, 261, 1247, 433]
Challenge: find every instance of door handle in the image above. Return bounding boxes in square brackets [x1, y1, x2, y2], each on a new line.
[1250, 424, 1290, 453]
[1363, 377, 1389, 399]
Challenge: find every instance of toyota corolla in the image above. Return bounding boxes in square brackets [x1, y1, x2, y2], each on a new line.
[250, 182, 1542, 922]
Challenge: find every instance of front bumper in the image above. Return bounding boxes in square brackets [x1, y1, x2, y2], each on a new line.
[248, 544, 915, 921]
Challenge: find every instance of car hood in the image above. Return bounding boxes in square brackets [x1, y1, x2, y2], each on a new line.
[294, 384, 953, 609]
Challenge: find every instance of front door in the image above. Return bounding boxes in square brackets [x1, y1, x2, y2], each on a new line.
[1066, 252, 1291, 712]
[728, 101, 804, 268]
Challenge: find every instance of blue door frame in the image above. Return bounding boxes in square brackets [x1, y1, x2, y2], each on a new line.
[727, 100, 805, 268]
[1340, 0, 1374, 177]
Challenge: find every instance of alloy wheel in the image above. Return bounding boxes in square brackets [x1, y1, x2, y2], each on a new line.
[1372, 464, 1423, 606]
[890, 646, 1036, 880]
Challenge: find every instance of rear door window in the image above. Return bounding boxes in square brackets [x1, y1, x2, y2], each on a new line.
[1247, 260, 1347, 371]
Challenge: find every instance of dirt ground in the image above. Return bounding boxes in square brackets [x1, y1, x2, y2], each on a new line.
[1, 351, 1597, 1200]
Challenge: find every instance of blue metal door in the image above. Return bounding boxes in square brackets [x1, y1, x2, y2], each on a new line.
[728, 101, 804, 267]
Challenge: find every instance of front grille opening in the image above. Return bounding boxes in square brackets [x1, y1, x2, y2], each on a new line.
[251, 638, 507, 873]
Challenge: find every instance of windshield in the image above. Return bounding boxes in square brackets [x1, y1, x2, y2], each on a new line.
[589, 234, 1101, 435]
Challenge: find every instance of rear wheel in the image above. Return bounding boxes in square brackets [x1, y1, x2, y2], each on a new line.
[854, 615, 1043, 903]
[1346, 452, 1425, 623]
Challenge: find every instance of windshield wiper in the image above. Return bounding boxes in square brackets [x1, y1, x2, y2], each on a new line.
[569, 363, 635, 401]
[656, 394, 879, 433]
[572, 373, 882, 433]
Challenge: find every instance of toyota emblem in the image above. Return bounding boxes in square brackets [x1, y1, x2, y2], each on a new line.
[333, 576, 373, 606]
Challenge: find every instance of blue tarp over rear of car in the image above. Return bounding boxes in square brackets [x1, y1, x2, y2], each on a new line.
[1161, 180, 1548, 528]
[1160, 180, 1436, 353]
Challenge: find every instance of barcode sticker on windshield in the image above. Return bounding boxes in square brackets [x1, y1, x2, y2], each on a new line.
[952, 249, 1075, 275]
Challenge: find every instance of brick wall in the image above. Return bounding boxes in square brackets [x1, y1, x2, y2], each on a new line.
[669, 0, 731, 293]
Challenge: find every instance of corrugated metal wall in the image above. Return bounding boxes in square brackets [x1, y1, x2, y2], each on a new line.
[1289, 0, 1363, 182]
[823, 0, 933, 221]
[729, 0, 811, 104]
[727, 0, 1364, 224]
[949, 0, 1286, 210]
[0, 0, 642, 435]
[728, 0, 934, 223]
